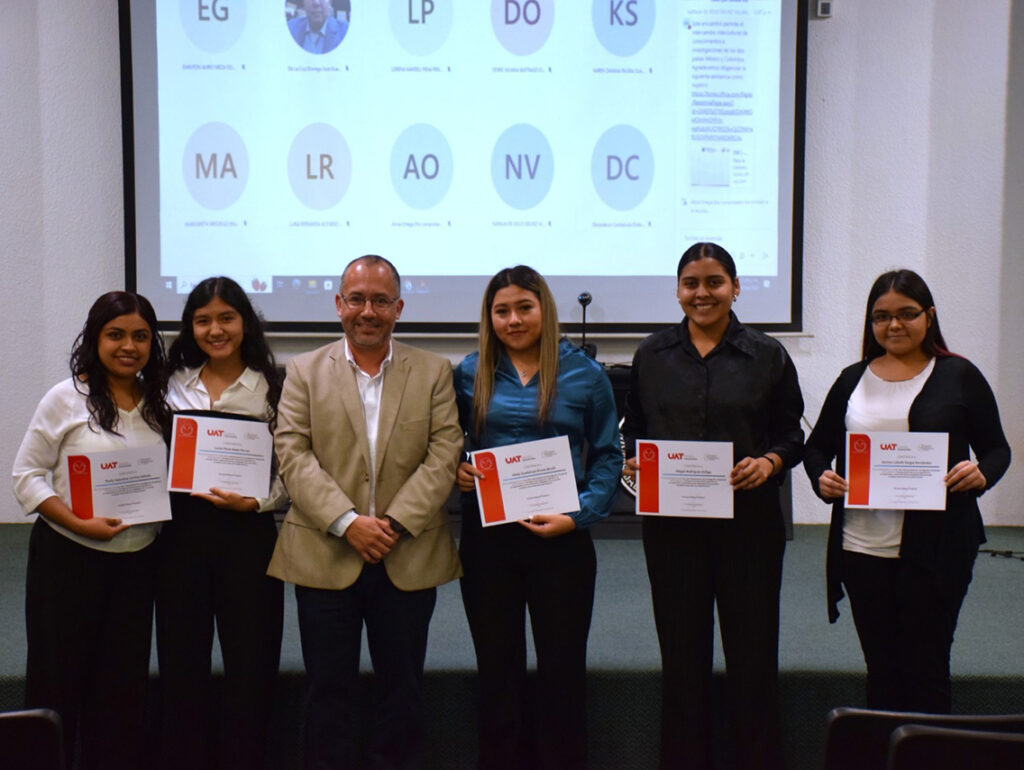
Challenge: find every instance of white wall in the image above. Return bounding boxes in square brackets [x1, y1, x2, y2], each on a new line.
[1, 1, 1020, 525]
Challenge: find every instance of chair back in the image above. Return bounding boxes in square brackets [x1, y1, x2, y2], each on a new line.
[0, 708, 65, 770]
[823, 706, 1024, 770]
[888, 724, 1024, 769]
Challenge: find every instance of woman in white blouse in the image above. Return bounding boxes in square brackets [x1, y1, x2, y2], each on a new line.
[12, 291, 171, 770]
[156, 277, 286, 770]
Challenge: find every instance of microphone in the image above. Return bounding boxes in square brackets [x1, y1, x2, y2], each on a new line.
[577, 292, 596, 359]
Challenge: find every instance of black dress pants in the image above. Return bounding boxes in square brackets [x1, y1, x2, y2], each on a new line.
[25, 518, 156, 770]
[295, 563, 437, 770]
[156, 498, 283, 770]
[459, 507, 597, 770]
[840, 549, 975, 714]
[643, 511, 785, 770]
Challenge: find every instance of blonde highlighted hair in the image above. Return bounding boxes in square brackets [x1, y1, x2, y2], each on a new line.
[473, 266, 560, 438]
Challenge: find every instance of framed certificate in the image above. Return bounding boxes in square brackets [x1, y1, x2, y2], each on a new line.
[635, 439, 733, 518]
[845, 431, 949, 510]
[472, 436, 581, 527]
[168, 412, 273, 499]
[66, 444, 171, 524]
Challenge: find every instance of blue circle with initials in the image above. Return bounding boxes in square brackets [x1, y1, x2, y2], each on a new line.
[182, 122, 249, 209]
[592, 0, 655, 57]
[491, 124, 554, 209]
[179, 0, 246, 53]
[390, 0, 453, 56]
[591, 125, 653, 210]
[287, 123, 352, 210]
[390, 124, 453, 209]
[490, 0, 554, 56]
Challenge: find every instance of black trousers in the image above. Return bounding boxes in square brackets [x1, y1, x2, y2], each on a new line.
[840, 549, 975, 714]
[155, 499, 283, 770]
[24, 518, 156, 770]
[295, 563, 437, 770]
[643, 512, 785, 770]
[459, 507, 597, 770]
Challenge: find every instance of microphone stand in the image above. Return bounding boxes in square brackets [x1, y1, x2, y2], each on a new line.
[577, 291, 597, 359]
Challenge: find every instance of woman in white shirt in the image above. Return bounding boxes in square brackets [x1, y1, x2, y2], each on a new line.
[12, 291, 171, 770]
[156, 277, 286, 770]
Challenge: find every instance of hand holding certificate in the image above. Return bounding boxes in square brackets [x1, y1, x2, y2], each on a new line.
[635, 439, 734, 518]
[845, 431, 949, 510]
[168, 413, 273, 499]
[67, 445, 171, 524]
[472, 436, 580, 527]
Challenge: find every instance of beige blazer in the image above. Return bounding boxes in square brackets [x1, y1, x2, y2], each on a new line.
[267, 339, 463, 591]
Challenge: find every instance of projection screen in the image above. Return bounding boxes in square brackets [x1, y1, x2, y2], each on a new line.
[121, 0, 807, 332]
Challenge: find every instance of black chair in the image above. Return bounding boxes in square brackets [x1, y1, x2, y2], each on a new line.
[823, 706, 1024, 770]
[0, 708, 64, 770]
[888, 724, 1024, 769]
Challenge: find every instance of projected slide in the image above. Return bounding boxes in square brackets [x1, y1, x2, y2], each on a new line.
[127, 0, 803, 328]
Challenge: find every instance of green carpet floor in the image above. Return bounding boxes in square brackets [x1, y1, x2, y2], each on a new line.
[1, 523, 1021, 768]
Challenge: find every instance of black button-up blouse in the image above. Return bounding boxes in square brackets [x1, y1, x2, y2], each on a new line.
[622, 312, 805, 518]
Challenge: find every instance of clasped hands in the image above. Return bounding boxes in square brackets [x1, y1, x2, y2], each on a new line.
[345, 515, 399, 564]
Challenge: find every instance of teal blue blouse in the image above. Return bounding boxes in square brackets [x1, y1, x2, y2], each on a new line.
[453, 338, 621, 528]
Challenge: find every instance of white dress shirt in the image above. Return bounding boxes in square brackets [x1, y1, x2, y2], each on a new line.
[12, 378, 163, 552]
[167, 366, 288, 512]
[326, 340, 393, 537]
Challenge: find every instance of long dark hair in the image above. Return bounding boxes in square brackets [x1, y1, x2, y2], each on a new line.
[167, 277, 282, 422]
[70, 291, 170, 435]
[861, 269, 953, 360]
[473, 266, 560, 438]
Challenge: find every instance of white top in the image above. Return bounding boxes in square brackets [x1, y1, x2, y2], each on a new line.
[843, 357, 936, 558]
[12, 378, 162, 552]
[326, 339, 393, 537]
[167, 366, 288, 512]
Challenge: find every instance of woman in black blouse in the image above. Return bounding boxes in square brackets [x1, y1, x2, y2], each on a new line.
[622, 242, 804, 770]
[804, 269, 1010, 713]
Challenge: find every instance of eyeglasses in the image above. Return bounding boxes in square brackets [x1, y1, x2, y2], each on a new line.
[339, 294, 399, 311]
[871, 308, 927, 325]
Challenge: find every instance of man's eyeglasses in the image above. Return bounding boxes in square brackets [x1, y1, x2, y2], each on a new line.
[340, 294, 400, 311]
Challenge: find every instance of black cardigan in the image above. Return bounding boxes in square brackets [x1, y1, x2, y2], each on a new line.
[804, 356, 1011, 622]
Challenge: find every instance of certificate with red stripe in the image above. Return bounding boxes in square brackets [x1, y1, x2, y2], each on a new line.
[168, 414, 273, 498]
[66, 445, 171, 523]
[845, 431, 948, 510]
[635, 439, 733, 518]
[472, 436, 580, 527]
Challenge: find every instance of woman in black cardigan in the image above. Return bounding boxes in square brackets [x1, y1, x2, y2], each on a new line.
[804, 269, 1010, 713]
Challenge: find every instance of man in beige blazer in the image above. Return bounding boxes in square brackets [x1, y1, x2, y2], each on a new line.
[268, 255, 462, 769]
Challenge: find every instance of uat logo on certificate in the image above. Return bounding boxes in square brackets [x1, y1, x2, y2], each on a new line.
[845, 431, 948, 510]
[168, 413, 273, 499]
[66, 446, 171, 524]
[635, 439, 733, 519]
[471, 435, 580, 527]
